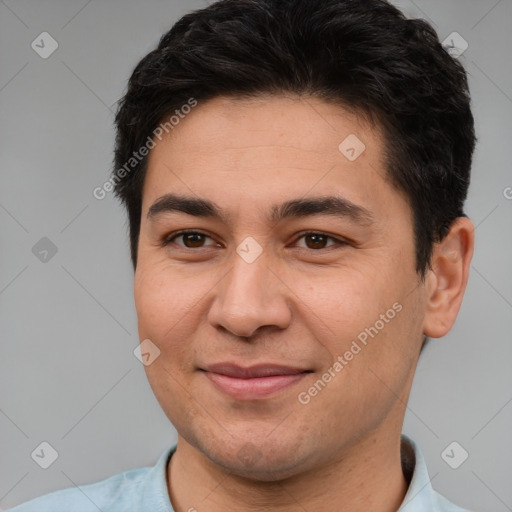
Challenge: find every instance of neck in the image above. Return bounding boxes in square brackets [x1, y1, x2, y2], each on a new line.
[167, 428, 409, 512]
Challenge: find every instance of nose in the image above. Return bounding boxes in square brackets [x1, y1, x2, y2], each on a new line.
[207, 249, 292, 339]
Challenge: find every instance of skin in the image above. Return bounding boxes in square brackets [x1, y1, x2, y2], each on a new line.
[133, 94, 474, 512]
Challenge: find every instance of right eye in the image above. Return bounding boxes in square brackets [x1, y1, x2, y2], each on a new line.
[162, 230, 219, 249]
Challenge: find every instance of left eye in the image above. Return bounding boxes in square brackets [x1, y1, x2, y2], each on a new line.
[293, 232, 344, 250]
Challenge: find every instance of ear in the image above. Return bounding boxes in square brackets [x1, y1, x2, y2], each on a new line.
[423, 217, 475, 338]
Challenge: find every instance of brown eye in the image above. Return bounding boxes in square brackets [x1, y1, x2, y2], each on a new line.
[181, 232, 206, 248]
[295, 232, 343, 250]
[163, 231, 216, 248]
[304, 233, 329, 249]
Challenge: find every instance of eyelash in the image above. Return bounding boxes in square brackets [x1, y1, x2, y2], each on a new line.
[161, 230, 347, 251]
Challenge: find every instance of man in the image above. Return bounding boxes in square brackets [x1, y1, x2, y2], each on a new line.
[9, 0, 476, 510]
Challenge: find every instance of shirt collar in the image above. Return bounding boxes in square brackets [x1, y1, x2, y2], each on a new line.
[398, 433, 440, 511]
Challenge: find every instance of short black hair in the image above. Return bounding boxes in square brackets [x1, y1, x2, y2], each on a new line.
[112, 0, 475, 281]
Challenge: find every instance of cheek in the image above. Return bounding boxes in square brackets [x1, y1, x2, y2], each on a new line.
[134, 268, 198, 388]
[134, 264, 200, 338]
[299, 300, 420, 443]
[289, 266, 393, 340]
[134, 267, 200, 421]
[296, 266, 420, 388]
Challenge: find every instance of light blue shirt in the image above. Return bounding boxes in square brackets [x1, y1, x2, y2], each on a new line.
[7, 434, 471, 512]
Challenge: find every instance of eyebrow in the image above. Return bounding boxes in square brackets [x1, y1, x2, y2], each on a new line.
[147, 193, 374, 226]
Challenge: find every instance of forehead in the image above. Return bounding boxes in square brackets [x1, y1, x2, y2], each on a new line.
[141, 94, 400, 220]
[151, 94, 380, 161]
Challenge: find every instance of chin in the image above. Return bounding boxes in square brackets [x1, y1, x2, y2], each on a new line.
[199, 434, 315, 482]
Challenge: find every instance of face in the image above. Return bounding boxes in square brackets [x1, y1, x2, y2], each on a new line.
[134, 95, 427, 480]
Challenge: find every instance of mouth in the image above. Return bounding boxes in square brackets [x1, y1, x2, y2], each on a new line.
[199, 363, 313, 400]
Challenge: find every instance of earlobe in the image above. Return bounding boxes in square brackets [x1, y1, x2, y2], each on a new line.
[423, 217, 475, 339]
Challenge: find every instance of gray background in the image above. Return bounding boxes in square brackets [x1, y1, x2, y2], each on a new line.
[0, 0, 511, 510]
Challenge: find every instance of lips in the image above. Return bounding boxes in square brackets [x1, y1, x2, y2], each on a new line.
[203, 363, 310, 378]
[200, 363, 312, 399]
